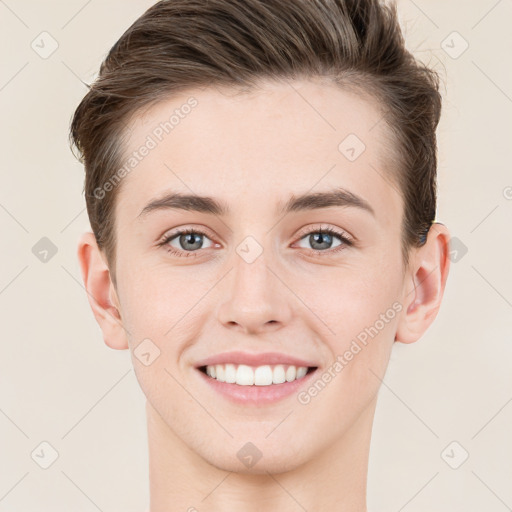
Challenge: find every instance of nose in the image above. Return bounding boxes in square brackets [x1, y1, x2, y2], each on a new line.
[216, 246, 293, 335]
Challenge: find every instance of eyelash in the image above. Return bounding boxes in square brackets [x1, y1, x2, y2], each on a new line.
[157, 226, 353, 259]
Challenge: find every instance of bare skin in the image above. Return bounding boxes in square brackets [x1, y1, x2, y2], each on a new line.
[77, 78, 450, 512]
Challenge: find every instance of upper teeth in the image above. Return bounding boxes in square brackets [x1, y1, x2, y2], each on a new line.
[205, 364, 309, 386]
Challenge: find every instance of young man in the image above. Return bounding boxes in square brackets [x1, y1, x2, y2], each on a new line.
[71, 1, 450, 510]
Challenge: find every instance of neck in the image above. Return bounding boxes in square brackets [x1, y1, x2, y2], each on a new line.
[146, 400, 376, 512]
[146, 398, 376, 512]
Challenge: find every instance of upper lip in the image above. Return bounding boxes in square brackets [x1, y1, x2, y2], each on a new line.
[195, 351, 319, 368]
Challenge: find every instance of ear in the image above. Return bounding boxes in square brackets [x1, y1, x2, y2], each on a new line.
[77, 231, 129, 350]
[395, 222, 451, 344]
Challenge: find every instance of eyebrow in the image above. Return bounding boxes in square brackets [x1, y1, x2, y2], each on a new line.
[137, 187, 375, 219]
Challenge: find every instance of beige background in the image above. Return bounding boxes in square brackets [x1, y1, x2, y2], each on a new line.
[1, 1, 511, 510]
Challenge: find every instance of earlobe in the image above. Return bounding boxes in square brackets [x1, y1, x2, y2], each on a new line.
[77, 231, 129, 350]
[395, 222, 451, 344]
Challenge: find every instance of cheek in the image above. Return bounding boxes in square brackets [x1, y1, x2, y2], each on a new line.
[304, 262, 402, 339]
[304, 266, 402, 406]
[117, 269, 200, 410]
[300, 273, 400, 424]
[117, 265, 199, 333]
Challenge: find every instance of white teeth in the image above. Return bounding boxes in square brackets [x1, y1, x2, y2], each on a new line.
[203, 364, 311, 386]
[236, 365, 254, 385]
[273, 365, 286, 384]
[285, 365, 296, 382]
[215, 364, 225, 382]
[296, 366, 308, 379]
[225, 364, 236, 383]
[254, 365, 273, 386]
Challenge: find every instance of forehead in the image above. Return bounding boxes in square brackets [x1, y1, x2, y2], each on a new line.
[116, 78, 402, 227]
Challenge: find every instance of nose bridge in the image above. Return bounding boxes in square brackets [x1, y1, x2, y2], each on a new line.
[234, 237, 272, 297]
[216, 233, 292, 332]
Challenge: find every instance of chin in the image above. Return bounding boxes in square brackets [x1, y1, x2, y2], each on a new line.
[202, 442, 310, 475]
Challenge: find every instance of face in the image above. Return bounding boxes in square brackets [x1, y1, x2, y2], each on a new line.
[110, 78, 410, 473]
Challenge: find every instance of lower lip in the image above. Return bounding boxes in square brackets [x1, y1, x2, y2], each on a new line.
[195, 367, 318, 405]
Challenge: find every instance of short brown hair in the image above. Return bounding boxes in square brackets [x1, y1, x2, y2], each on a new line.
[70, 0, 442, 282]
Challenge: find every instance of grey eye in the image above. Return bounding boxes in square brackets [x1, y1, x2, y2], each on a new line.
[296, 231, 343, 251]
[168, 232, 213, 251]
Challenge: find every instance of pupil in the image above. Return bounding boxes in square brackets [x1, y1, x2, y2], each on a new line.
[182, 233, 202, 250]
[312, 232, 331, 250]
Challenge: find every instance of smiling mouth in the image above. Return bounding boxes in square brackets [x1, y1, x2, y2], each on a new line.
[198, 364, 318, 386]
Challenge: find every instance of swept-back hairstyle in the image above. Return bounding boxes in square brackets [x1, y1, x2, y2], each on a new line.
[70, 0, 442, 280]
